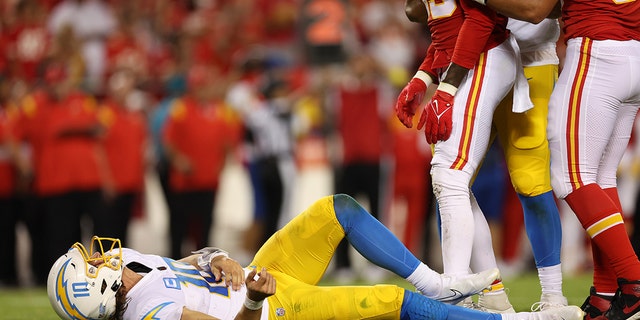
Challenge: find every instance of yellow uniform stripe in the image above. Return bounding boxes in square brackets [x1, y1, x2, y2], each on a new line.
[586, 213, 624, 238]
[452, 53, 486, 170]
[567, 38, 592, 190]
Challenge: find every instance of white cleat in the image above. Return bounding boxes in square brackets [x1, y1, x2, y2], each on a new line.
[531, 293, 569, 312]
[429, 268, 500, 304]
[515, 305, 584, 320]
[479, 290, 516, 313]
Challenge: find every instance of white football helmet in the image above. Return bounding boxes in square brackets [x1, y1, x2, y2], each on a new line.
[47, 236, 124, 320]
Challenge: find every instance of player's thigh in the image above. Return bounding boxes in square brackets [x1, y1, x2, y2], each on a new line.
[250, 195, 343, 285]
[548, 38, 630, 198]
[495, 64, 557, 196]
[597, 104, 640, 188]
[432, 43, 517, 176]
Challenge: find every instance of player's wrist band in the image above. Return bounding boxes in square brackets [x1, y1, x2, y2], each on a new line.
[193, 247, 229, 272]
[437, 82, 458, 96]
[244, 297, 264, 310]
[413, 70, 433, 87]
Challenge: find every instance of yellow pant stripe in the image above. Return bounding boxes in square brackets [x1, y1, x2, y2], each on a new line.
[586, 213, 623, 238]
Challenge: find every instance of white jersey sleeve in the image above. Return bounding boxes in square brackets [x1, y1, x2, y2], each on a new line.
[508, 18, 560, 66]
[118, 249, 269, 320]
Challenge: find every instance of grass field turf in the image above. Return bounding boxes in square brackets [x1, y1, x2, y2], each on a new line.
[0, 271, 592, 319]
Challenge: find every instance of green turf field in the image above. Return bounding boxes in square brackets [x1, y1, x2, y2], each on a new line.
[0, 272, 592, 319]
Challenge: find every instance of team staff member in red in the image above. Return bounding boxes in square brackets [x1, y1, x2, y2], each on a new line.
[0, 90, 23, 287]
[17, 62, 112, 279]
[330, 54, 392, 280]
[389, 114, 433, 258]
[395, 0, 532, 310]
[97, 68, 148, 246]
[471, 0, 640, 319]
[163, 65, 242, 260]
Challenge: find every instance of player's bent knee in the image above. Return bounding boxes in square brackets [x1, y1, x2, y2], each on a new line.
[333, 193, 366, 227]
[431, 167, 472, 198]
[510, 171, 552, 196]
[511, 132, 547, 150]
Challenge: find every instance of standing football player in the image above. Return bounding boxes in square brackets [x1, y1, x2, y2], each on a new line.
[472, 0, 640, 319]
[395, 0, 534, 312]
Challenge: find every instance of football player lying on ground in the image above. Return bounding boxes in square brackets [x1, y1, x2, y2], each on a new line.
[47, 194, 584, 320]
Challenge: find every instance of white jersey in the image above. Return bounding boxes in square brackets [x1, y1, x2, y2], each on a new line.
[508, 18, 560, 66]
[119, 249, 269, 320]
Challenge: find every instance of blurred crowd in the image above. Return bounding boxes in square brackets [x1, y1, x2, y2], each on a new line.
[0, 0, 435, 288]
[1, 0, 638, 290]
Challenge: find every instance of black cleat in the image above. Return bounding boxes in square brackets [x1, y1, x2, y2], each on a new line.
[582, 286, 613, 320]
[604, 278, 640, 320]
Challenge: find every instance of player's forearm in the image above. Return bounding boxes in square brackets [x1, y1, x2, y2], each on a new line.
[178, 254, 200, 269]
[475, 0, 558, 23]
[441, 63, 470, 89]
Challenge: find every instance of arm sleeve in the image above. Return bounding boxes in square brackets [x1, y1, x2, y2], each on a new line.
[451, 0, 497, 69]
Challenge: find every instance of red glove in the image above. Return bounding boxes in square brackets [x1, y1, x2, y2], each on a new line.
[395, 71, 432, 128]
[418, 83, 457, 144]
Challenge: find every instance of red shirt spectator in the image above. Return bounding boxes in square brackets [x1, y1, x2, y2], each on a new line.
[18, 89, 103, 196]
[0, 105, 19, 197]
[98, 99, 147, 193]
[337, 84, 386, 164]
[163, 97, 241, 192]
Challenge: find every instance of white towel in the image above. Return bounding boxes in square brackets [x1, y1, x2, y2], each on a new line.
[509, 35, 534, 113]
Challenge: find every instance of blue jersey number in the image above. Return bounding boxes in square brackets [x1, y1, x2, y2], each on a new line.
[162, 258, 229, 296]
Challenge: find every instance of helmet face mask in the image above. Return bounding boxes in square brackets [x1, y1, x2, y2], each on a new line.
[47, 236, 124, 320]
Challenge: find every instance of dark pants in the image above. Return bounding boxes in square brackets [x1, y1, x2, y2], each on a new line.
[256, 157, 283, 245]
[43, 190, 103, 275]
[333, 162, 381, 269]
[0, 196, 19, 286]
[95, 192, 137, 246]
[168, 190, 215, 259]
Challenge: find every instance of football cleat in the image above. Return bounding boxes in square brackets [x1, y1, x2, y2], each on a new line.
[479, 290, 516, 313]
[531, 293, 568, 312]
[456, 296, 486, 311]
[581, 286, 612, 320]
[520, 305, 585, 320]
[605, 278, 640, 320]
[428, 268, 499, 305]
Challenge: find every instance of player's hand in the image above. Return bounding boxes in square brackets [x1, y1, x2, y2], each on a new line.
[211, 256, 245, 291]
[245, 267, 276, 302]
[395, 77, 428, 128]
[418, 83, 456, 144]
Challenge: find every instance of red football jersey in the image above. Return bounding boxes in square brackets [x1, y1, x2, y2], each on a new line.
[562, 0, 640, 41]
[99, 100, 147, 193]
[163, 97, 241, 192]
[0, 107, 18, 197]
[420, 0, 509, 71]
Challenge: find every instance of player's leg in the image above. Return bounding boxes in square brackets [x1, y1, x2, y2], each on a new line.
[494, 63, 566, 310]
[251, 194, 497, 303]
[467, 192, 516, 313]
[582, 103, 640, 318]
[267, 276, 584, 320]
[431, 41, 517, 280]
[333, 193, 497, 303]
[548, 37, 640, 319]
